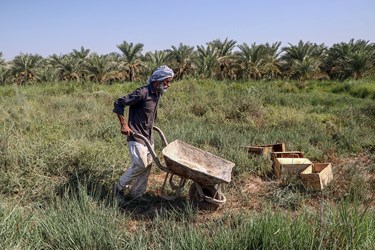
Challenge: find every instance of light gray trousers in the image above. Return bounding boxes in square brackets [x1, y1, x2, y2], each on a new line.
[118, 141, 153, 198]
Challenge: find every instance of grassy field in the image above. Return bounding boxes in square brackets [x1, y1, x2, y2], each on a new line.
[1, 79, 375, 249]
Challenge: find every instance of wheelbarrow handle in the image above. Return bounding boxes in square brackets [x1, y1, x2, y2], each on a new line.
[153, 126, 168, 147]
[131, 130, 171, 173]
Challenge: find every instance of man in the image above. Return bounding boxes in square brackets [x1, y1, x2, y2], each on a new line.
[113, 65, 174, 203]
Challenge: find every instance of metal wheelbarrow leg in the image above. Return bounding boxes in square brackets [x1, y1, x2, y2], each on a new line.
[189, 183, 227, 210]
[132, 127, 188, 200]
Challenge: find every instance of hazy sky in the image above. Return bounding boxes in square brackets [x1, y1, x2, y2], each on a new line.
[1, 0, 374, 60]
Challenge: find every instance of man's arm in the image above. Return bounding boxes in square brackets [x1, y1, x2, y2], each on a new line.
[113, 88, 144, 136]
[117, 114, 132, 136]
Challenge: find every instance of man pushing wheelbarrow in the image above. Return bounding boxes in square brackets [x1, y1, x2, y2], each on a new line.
[113, 65, 234, 210]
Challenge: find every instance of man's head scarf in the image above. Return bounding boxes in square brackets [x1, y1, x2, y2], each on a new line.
[147, 65, 174, 84]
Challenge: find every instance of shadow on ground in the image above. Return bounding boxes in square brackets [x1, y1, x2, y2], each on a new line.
[55, 168, 196, 220]
[117, 194, 193, 220]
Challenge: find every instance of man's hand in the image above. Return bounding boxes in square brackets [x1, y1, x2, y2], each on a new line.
[121, 124, 133, 136]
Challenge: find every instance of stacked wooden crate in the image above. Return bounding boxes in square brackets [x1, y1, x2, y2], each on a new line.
[245, 143, 333, 190]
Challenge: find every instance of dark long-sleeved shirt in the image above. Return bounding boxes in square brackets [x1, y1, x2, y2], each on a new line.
[113, 84, 160, 145]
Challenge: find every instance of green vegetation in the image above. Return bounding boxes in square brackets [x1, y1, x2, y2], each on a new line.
[1, 79, 375, 249]
[1, 38, 374, 85]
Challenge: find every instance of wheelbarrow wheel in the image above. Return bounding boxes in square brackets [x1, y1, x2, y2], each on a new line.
[188, 183, 224, 211]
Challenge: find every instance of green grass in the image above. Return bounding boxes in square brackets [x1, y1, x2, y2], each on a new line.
[1, 79, 375, 248]
[1, 186, 374, 249]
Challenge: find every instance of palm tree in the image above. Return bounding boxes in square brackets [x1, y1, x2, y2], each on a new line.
[209, 38, 237, 57]
[70, 46, 90, 81]
[167, 43, 195, 80]
[290, 57, 323, 81]
[71, 46, 90, 60]
[0, 52, 9, 84]
[33, 58, 57, 83]
[207, 38, 237, 79]
[281, 41, 327, 80]
[0, 52, 5, 65]
[261, 42, 283, 80]
[117, 41, 144, 82]
[48, 54, 82, 81]
[326, 39, 374, 80]
[236, 43, 268, 80]
[144, 50, 168, 77]
[10, 53, 43, 84]
[195, 44, 219, 78]
[0, 66, 9, 85]
[84, 54, 119, 84]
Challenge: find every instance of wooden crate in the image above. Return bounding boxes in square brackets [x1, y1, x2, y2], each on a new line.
[274, 157, 312, 179]
[271, 151, 304, 161]
[244, 146, 272, 157]
[258, 143, 286, 152]
[300, 163, 333, 190]
[244, 143, 285, 158]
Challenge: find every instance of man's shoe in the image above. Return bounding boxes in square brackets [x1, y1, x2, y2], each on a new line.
[113, 184, 126, 206]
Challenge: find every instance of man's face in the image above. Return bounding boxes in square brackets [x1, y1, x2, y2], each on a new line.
[162, 77, 172, 89]
[158, 77, 173, 93]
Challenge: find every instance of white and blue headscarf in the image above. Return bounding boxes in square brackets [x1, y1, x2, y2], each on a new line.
[147, 65, 174, 84]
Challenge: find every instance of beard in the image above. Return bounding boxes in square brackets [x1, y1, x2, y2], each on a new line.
[157, 84, 167, 94]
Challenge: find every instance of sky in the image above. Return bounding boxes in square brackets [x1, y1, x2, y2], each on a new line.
[1, 0, 374, 61]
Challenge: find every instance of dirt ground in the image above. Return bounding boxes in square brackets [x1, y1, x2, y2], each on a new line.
[119, 152, 375, 228]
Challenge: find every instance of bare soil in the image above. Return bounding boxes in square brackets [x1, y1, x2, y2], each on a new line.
[119, 152, 375, 227]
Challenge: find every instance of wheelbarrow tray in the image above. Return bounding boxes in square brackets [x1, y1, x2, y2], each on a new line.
[162, 140, 234, 185]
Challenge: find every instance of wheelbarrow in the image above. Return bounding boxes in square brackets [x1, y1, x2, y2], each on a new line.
[132, 127, 235, 210]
